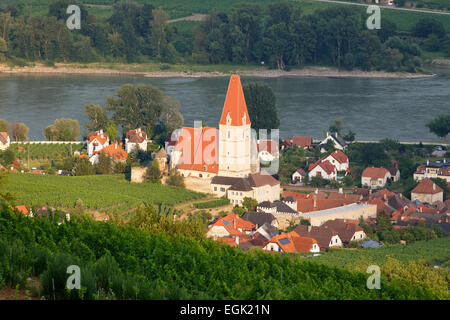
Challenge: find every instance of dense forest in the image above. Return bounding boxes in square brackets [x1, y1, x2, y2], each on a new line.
[0, 205, 447, 300]
[0, 0, 449, 72]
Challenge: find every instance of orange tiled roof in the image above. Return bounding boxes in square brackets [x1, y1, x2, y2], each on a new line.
[0, 132, 9, 144]
[219, 75, 251, 126]
[411, 178, 443, 195]
[175, 126, 219, 173]
[12, 205, 29, 215]
[88, 133, 108, 146]
[268, 231, 318, 253]
[362, 167, 389, 180]
[292, 136, 312, 147]
[329, 150, 348, 164]
[210, 213, 255, 236]
[309, 159, 336, 175]
[126, 128, 147, 143]
[101, 144, 128, 161]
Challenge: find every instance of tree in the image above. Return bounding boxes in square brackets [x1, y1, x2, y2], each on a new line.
[0, 38, 7, 61]
[426, 115, 450, 140]
[74, 157, 94, 176]
[94, 152, 113, 175]
[106, 84, 170, 136]
[329, 118, 344, 136]
[150, 8, 169, 58]
[105, 122, 118, 143]
[242, 197, 258, 212]
[376, 211, 393, 233]
[343, 174, 353, 187]
[11, 122, 28, 141]
[243, 83, 280, 133]
[84, 104, 108, 132]
[232, 205, 246, 216]
[309, 176, 328, 187]
[166, 169, 185, 188]
[411, 18, 445, 39]
[0, 149, 16, 166]
[146, 159, 161, 183]
[323, 139, 336, 154]
[47, 118, 80, 141]
[159, 96, 184, 133]
[0, 119, 9, 132]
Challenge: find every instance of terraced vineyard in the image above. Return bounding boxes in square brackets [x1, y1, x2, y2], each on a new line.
[4, 173, 205, 210]
[9, 143, 84, 160]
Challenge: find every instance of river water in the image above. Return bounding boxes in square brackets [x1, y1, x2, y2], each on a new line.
[0, 68, 449, 141]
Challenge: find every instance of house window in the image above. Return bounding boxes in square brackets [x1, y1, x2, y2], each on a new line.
[214, 187, 217, 191]
[220, 187, 225, 192]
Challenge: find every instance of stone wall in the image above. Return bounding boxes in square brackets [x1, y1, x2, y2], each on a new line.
[131, 166, 148, 183]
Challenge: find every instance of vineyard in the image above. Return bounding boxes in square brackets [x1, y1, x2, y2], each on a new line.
[0, 207, 445, 300]
[193, 198, 230, 209]
[310, 237, 450, 268]
[4, 173, 205, 211]
[9, 143, 84, 160]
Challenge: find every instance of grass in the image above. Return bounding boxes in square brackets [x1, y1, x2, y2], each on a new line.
[4, 172, 205, 210]
[309, 237, 450, 268]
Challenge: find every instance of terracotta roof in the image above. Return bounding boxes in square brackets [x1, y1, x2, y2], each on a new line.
[88, 133, 108, 146]
[268, 231, 318, 253]
[367, 198, 394, 215]
[101, 144, 128, 161]
[0, 132, 9, 144]
[327, 192, 362, 202]
[295, 168, 306, 176]
[126, 128, 147, 143]
[412, 178, 443, 195]
[210, 213, 255, 235]
[309, 160, 336, 175]
[292, 136, 312, 147]
[282, 191, 307, 201]
[175, 126, 219, 173]
[219, 75, 250, 126]
[370, 188, 396, 200]
[12, 205, 29, 216]
[362, 167, 390, 180]
[328, 150, 348, 164]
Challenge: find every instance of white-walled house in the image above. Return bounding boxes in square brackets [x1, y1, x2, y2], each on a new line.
[361, 167, 391, 189]
[308, 160, 337, 180]
[292, 168, 307, 183]
[125, 128, 148, 153]
[323, 150, 349, 172]
[263, 231, 320, 253]
[319, 132, 348, 152]
[87, 130, 109, 157]
[0, 132, 10, 151]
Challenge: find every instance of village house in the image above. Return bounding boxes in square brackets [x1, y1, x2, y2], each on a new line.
[414, 160, 450, 183]
[211, 173, 280, 205]
[87, 129, 109, 157]
[292, 136, 313, 150]
[321, 219, 366, 244]
[242, 211, 279, 229]
[411, 178, 444, 204]
[308, 159, 337, 180]
[207, 213, 255, 240]
[323, 150, 349, 172]
[0, 132, 10, 151]
[294, 225, 343, 251]
[361, 167, 391, 189]
[319, 132, 348, 152]
[125, 128, 148, 153]
[292, 168, 307, 183]
[384, 166, 400, 182]
[263, 231, 320, 253]
[89, 143, 128, 164]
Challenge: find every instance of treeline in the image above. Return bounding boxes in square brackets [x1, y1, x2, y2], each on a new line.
[0, 1, 449, 71]
[0, 205, 445, 299]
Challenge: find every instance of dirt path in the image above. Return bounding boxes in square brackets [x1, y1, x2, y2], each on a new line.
[168, 14, 207, 23]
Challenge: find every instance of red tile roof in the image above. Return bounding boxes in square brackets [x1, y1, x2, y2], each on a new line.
[101, 144, 128, 161]
[175, 126, 219, 173]
[126, 128, 147, 143]
[309, 159, 336, 175]
[210, 213, 255, 236]
[292, 136, 312, 147]
[88, 130, 109, 145]
[219, 75, 250, 126]
[412, 178, 443, 195]
[267, 231, 318, 253]
[12, 205, 29, 216]
[328, 150, 348, 164]
[0, 132, 9, 144]
[367, 198, 393, 214]
[362, 167, 390, 180]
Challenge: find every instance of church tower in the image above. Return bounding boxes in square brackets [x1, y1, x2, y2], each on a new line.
[218, 75, 252, 177]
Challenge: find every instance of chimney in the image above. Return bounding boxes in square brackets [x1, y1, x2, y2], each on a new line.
[433, 183, 436, 191]
[339, 187, 343, 194]
[315, 188, 318, 195]
[115, 143, 118, 149]
[307, 225, 312, 232]
[313, 195, 317, 209]
[235, 236, 239, 245]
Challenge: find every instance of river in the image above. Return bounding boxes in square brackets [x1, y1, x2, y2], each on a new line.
[0, 68, 449, 141]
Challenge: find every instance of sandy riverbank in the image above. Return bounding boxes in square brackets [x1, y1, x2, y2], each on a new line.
[0, 63, 436, 79]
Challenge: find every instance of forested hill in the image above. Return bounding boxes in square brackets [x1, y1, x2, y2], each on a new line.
[0, 0, 449, 72]
[0, 206, 445, 300]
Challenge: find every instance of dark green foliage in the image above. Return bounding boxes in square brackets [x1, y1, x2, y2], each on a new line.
[232, 205, 246, 216]
[426, 114, 450, 140]
[0, 206, 444, 300]
[94, 152, 114, 175]
[73, 157, 94, 176]
[166, 169, 185, 188]
[0, 149, 16, 166]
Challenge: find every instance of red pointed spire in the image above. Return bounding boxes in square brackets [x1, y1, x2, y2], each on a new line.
[219, 75, 251, 126]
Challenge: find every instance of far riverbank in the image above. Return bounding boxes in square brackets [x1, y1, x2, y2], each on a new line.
[0, 62, 437, 79]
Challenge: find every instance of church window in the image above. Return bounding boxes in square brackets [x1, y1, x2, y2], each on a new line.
[226, 112, 231, 125]
[227, 130, 230, 139]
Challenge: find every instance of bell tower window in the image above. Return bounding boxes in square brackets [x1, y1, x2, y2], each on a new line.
[226, 112, 231, 125]
[242, 113, 246, 125]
